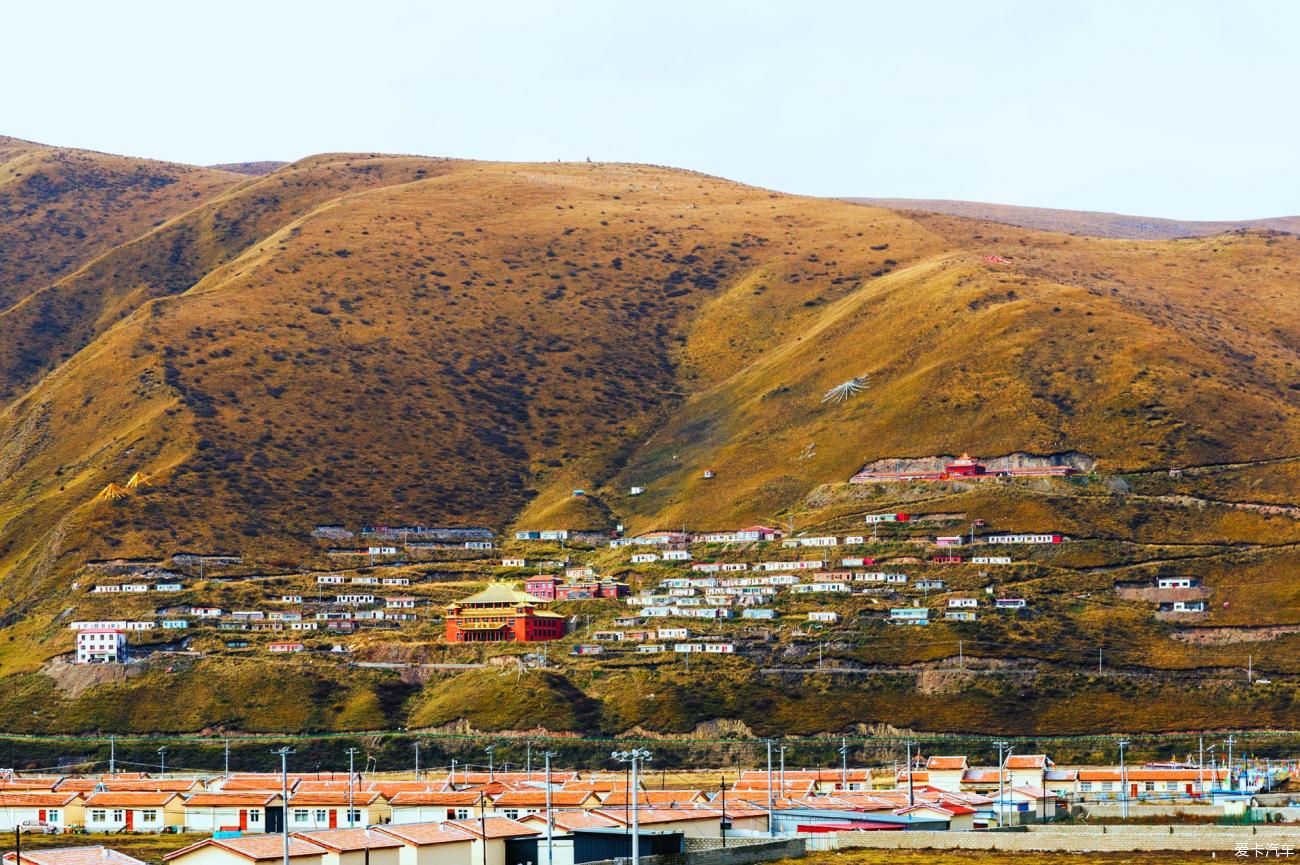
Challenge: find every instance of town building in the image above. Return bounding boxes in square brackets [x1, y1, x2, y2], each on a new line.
[76, 628, 127, 664]
[443, 584, 566, 643]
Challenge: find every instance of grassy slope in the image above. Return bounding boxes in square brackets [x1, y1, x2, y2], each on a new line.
[0, 147, 1298, 736]
[0, 137, 242, 311]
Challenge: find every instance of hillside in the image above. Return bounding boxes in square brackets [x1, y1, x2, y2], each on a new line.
[0, 136, 242, 311]
[0, 138, 1297, 738]
[847, 197, 1300, 240]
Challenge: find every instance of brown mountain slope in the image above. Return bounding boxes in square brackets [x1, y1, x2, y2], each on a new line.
[0, 138, 242, 311]
[847, 197, 1300, 240]
[0, 153, 461, 400]
[1, 153, 1299, 614]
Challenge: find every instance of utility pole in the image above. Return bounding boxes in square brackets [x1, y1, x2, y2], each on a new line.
[273, 747, 294, 865]
[526, 741, 532, 779]
[719, 776, 727, 848]
[778, 744, 786, 791]
[109, 736, 115, 775]
[1198, 736, 1204, 798]
[765, 740, 774, 837]
[414, 741, 420, 780]
[839, 737, 848, 790]
[1225, 735, 1236, 792]
[158, 746, 167, 776]
[1118, 738, 1130, 820]
[905, 740, 915, 807]
[958, 640, 964, 670]
[346, 748, 360, 827]
[1248, 655, 1253, 684]
[224, 739, 231, 779]
[485, 745, 495, 781]
[543, 751, 556, 865]
[478, 791, 487, 865]
[994, 740, 1009, 827]
[611, 748, 651, 865]
[1098, 647, 1103, 675]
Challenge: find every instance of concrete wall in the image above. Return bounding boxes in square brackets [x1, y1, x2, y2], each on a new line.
[835, 825, 1300, 853]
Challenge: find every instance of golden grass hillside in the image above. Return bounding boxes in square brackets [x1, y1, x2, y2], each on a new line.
[0, 136, 241, 311]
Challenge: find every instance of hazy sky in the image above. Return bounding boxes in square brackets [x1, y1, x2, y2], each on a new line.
[6, 0, 1298, 219]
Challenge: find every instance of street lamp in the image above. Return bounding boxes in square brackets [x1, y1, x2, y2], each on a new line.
[612, 748, 652, 865]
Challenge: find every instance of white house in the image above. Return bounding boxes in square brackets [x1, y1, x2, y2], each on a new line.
[182, 792, 282, 833]
[947, 598, 979, 608]
[287, 792, 390, 831]
[0, 791, 84, 831]
[631, 553, 659, 564]
[84, 791, 184, 832]
[76, 628, 127, 664]
[889, 608, 929, 625]
[807, 611, 840, 623]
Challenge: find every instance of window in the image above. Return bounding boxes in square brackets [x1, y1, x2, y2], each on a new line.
[348, 809, 362, 824]
[91, 810, 106, 822]
[48, 812, 59, 823]
[1079, 782, 1092, 792]
[140, 810, 158, 823]
[1165, 782, 1178, 791]
[112, 811, 125, 822]
[503, 809, 519, 820]
[250, 811, 261, 822]
[1144, 782, 1155, 792]
[293, 809, 309, 822]
[455, 809, 470, 820]
[315, 810, 328, 823]
[1100, 782, 1113, 791]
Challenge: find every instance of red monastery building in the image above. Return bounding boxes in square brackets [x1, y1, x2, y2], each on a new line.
[444, 583, 566, 642]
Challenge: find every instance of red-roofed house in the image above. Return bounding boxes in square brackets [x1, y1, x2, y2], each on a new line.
[288, 791, 391, 832]
[83, 792, 184, 832]
[388, 791, 484, 823]
[0, 791, 85, 832]
[441, 818, 539, 865]
[164, 836, 326, 865]
[373, 824, 476, 865]
[292, 829, 403, 865]
[491, 790, 598, 819]
[1004, 755, 1053, 790]
[923, 757, 969, 793]
[895, 803, 976, 831]
[182, 792, 284, 833]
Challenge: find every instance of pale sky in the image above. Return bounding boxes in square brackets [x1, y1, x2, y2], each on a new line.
[5, 0, 1298, 220]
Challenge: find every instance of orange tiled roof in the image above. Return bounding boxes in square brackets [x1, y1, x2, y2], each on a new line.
[374, 824, 476, 846]
[443, 817, 539, 839]
[83, 791, 180, 807]
[291, 830, 403, 852]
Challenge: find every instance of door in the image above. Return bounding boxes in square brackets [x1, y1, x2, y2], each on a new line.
[1130, 783, 1138, 798]
[265, 806, 284, 834]
[1186, 783, 1194, 796]
[239, 810, 248, 831]
[125, 810, 134, 831]
[328, 809, 338, 829]
[38, 810, 46, 822]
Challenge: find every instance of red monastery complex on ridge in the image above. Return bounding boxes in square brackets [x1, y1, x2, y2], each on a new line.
[851, 453, 1077, 484]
